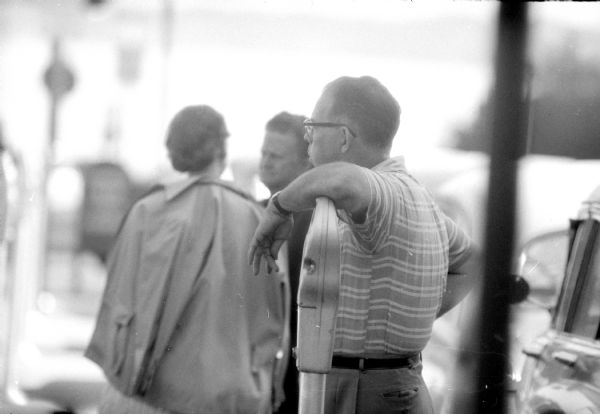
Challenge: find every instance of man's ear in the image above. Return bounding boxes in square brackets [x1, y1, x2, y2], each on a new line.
[340, 127, 354, 153]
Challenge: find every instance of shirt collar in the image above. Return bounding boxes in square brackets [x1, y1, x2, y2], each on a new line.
[371, 156, 406, 173]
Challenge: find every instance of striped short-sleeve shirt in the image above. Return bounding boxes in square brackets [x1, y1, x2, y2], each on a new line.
[333, 157, 471, 356]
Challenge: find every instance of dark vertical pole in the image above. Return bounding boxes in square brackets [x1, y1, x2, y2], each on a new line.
[477, 3, 529, 414]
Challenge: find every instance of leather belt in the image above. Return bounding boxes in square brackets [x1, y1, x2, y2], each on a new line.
[331, 355, 415, 370]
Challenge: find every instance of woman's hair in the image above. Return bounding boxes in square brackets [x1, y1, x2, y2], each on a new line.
[165, 105, 229, 173]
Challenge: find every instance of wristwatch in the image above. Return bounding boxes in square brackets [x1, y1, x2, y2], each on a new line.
[271, 191, 292, 216]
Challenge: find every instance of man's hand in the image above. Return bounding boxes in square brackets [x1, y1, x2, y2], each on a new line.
[249, 206, 293, 275]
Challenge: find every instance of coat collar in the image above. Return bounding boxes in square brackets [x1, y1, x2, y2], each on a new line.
[164, 173, 215, 201]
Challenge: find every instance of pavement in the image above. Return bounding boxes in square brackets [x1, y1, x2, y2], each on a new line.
[9, 255, 108, 414]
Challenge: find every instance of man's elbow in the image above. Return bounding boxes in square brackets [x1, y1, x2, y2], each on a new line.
[313, 163, 365, 205]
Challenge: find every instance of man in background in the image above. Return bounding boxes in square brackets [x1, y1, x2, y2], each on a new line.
[258, 111, 312, 413]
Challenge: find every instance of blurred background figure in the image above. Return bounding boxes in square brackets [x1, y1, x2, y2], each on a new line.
[258, 111, 312, 414]
[86, 105, 289, 414]
[259, 112, 312, 197]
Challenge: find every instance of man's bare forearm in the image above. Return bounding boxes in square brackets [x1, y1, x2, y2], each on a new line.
[249, 162, 368, 274]
[437, 248, 481, 317]
[276, 162, 370, 218]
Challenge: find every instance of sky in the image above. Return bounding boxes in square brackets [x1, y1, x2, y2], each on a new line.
[0, 1, 599, 183]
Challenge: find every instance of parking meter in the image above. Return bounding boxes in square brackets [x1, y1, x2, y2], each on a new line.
[296, 197, 341, 414]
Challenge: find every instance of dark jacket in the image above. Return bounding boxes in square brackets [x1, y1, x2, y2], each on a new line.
[85, 175, 289, 414]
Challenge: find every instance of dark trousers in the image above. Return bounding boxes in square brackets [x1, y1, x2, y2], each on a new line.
[324, 357, 434, 414]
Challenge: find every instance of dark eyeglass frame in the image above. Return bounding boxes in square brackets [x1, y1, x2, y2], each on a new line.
[303, 119, 357, 138]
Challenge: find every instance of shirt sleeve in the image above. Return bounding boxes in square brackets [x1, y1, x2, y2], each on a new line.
[445, 215, 473, 273]
[338, 168, 395, 253]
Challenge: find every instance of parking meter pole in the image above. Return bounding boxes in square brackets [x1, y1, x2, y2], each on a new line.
[296, 197, 340, 414]
[298, 373, 326, 414]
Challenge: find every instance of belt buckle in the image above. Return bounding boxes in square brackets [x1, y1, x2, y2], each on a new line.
[358, 358, 365, 370]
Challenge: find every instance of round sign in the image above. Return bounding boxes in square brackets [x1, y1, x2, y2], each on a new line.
[43, 58, 75, 99]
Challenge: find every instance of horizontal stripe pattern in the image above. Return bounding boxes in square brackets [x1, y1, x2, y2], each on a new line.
[333, 157, 471, 355]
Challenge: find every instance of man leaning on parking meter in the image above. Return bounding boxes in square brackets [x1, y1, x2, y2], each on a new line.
[249, 76, 476, 414]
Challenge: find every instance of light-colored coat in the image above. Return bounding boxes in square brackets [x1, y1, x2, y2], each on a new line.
[85, 175, 289, 414]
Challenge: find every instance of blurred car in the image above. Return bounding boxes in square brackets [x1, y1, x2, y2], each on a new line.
[514, 185, 600, 413]
[430, 156, 600, 414]
[433, 156, 600, 367]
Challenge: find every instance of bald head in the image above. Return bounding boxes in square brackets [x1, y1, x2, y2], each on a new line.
[323, 76, 400, 152]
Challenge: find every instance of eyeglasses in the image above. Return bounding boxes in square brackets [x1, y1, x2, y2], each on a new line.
[303, 119, 357, 139]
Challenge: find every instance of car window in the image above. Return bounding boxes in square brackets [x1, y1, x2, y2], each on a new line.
[569, 225, 600, 339]
[554, 219, 600, 335]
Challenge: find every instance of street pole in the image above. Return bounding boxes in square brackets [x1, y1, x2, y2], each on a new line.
[450, 4, 529, 414]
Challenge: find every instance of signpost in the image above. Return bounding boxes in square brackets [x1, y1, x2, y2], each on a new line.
[38, 38, 75, 293]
